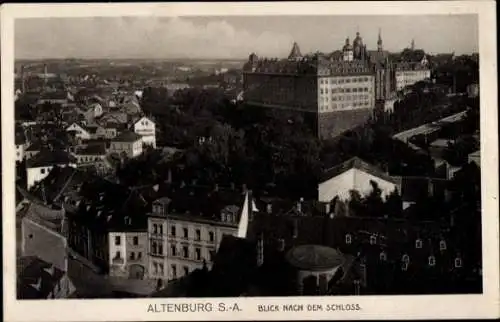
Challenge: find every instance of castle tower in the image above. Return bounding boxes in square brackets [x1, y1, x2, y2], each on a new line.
[342, 37, 353, 62]
[377, 28, 383, 51]
[353, 32, 364, 60]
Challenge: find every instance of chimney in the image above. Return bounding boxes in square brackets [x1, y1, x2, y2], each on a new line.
[242, 183, 248, 194]
[266, 203, 272, 214]
[296, 197, 303, 213]
[256, 233, 264, 267]
[166, 168, 172, 183]
[325, 202, 331, 215]
[292, 219, 298, 239]
[153, 184, 159, 192]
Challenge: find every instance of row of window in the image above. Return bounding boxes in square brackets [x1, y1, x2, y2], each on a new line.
[319, 101, 371, 111]
[344, 234, 449, 250]
[151, 262, 190, 278]
[319, 77, 372, 85]
[320, 87, 371, 95]
[114, 235, 140, 246]
[150, 241, 212, 262]
[78, 156, 102, 163]
[320, 95, 371, 102]
[152, 224, 215, 242]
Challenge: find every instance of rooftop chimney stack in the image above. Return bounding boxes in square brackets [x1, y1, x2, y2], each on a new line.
[297, 198, 303, 213]
[256, 233, 264, 267]
[325, 202, 331, 215]
[266, 203, 272, 214]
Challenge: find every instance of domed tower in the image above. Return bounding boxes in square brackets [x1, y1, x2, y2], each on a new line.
[377, 28, 383, 52]
[342, 37, 353, 62]
[353, 32, 364, 60]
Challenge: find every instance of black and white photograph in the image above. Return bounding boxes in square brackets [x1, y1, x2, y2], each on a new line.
[2, 2, 498, 321]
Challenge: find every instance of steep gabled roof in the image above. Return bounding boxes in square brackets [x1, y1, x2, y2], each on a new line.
[111, 131, 142, 143]
[26, 149, 76, 168]
[321, 157, 397, 184]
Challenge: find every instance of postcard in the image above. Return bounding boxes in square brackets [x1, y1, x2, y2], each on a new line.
[1, 1, 499, 321]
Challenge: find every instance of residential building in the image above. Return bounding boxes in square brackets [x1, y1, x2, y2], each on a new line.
[108, 220, 149, 279]
[147, 189, 252, 284]
[16, 126, 27, 162]
[66, 122, 92, 141]
[131, 116, 156, 148]
[73, 144, 110, 174]
[36, 91, 71, 106]
[95, 123, 120, 139]
[25, 149, 77, 189]
[393, 61, 431, 91]
[82, 103, 104, 123]
[24, 141, 42, 160]
[318, 157, 398, 203]
[17, 256, 76, 299]
[468, 150, 480, 167]
[17, 202, 76, 299]
[109, 131, 144, 158]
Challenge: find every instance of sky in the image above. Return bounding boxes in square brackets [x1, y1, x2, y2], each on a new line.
[15, 15, 478, 60]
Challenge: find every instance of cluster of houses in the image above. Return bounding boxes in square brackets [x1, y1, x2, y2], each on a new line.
[16, 149, 482, 297]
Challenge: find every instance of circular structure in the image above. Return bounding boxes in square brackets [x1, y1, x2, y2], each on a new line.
[286, 245, 344, 271]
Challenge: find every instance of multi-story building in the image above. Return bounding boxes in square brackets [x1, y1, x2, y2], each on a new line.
[131, 116, 156, 148]
[147, 189, 252, 285]
[394, 61, 431, 91]
[25, 149, 77, 190]
[109, 131, 143, 158]
[243, 31, 430, 139]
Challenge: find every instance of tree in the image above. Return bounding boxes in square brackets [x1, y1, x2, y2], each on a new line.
[385, 188, 403, 218]
[364, 180, 385, 217]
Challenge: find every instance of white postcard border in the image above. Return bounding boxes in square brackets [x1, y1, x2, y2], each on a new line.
[2, 1, 499, 321]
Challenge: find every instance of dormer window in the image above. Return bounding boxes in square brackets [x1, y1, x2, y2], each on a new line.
[345, 234, 352, 244]
[277, 238, 285, 251]
[415, 239, 423, 249]
[439, 240, 447, 251]
[428, 256, 436, 267]
[379, 251, 387, 261]
[370, 235, 377, 245]
[454, 257, 462, 268]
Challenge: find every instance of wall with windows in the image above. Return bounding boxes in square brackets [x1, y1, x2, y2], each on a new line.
[109, 139, 143, 158]
[26, 163, 77, 190]
[317, 74, 375, 113]
[108, 232, 127, 276]
[146, 215, 239, 283]
[395, 69, 430, 91]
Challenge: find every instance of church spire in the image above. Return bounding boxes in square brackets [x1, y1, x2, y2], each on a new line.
[377, 28, 383, 51]
[288, 42, 303, 61]
[411, 38, 415, 51]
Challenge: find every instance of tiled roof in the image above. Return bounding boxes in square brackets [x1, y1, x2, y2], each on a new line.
[29, 166, 89, 205]
[70, 179, 148, 232]
[321, 157, 397, 184]
[26, 149, 76, 168]
[75, 144, 107, 156]
[111, 131, 142, 143]
[17, 256, 66, 299]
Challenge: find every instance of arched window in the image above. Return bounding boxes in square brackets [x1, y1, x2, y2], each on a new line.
[402, 254, 410, 263]
[439, 240, 447, 251]
[428, 256, 436, 267]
